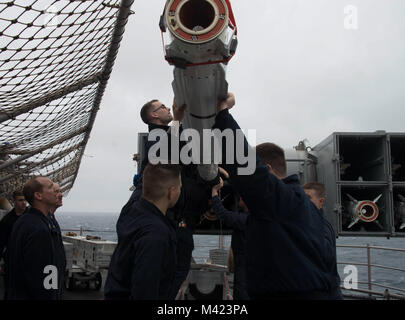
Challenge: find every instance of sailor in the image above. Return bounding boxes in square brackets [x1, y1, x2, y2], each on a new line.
[48, 183, 67, 298]
[0, 191, 27, 263]
[126, 98, 186, 204]
[104, 163, 181, 300]
[212, 93, 333, 299]
[303, 182, 343, 300]
[211, 179, 250, 300]
[5, 176, 65, 300]
[121, 98, 187, 221]
[0, 190, 28, 299]
[122, 98, 205, 299]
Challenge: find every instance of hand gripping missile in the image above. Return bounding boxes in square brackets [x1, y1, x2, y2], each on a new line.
[396, 194, 405, 230]
[346, 193, 382, 229]
[160, 0, 237, 183]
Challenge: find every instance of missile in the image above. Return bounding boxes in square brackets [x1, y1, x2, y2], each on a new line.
[345, 193, 382, 229]
[396, 194, 405, 230]
[160, 0, 237, 182]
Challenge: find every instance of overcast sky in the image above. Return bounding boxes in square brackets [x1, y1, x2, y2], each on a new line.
[60, 0, 405, 214]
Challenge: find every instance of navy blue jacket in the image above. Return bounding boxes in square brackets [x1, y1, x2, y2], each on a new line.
[104, 198, 177, 300]
[322, 210, 343, 299]
[139, 123, 174, 180]
[211, 195, 247, 255]
[125, 123, 187, 219]
[0, 208, 26, 261]
[213, 109, 332, 298]
[5, 207, 66, 300]
[124, 122, 207, 229]
[48, 212, 67, 296]
[136, 123, 186, 192]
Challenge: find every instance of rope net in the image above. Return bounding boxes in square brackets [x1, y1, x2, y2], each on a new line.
[0, 0, 134, 201]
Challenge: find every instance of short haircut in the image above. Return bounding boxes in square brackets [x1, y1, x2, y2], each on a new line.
[142, 163, 181, 202]
[256, 142, 287, 177]
[23, 176, 45, 205]
[140, 99, 158, 125]
[303, 182, 326, 199]
[12, 190, 24, 199]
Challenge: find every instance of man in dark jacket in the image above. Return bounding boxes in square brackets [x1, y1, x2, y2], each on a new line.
[303, 182, 343, 300]
[211, 179, 249, 300]
[212, 93, 333, 299]
[0, 191, 27, 263]
[122, 98, 204, 299]
[104, 163, 181, 300]
[5, 176, 65, 300]
[0, 190, 27, 299]
[129, 97, 185, 204]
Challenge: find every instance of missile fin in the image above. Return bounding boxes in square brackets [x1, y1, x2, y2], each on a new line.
[373, 194, 382, 203]
[348, 217, 360, 229]
[398, 194, 405, 202]
[346, 194, 358, 202]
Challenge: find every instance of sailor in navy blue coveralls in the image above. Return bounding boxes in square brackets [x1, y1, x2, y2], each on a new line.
[121, 99, 207, 299]
[104, 197, 177, 299]
[6, 177, 65, 300]
[212, 94, 334, 299]
[105, 163, 182, 300]
[0, 192, 28, 299]
[303, 183, 343, 299]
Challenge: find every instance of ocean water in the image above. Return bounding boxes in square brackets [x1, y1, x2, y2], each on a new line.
[57, 212, 405, 296]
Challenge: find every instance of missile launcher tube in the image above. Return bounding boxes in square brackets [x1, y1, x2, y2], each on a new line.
[162, 0, 237, 182]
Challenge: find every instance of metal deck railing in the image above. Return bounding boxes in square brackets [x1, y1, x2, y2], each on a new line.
[61, 229, 405, 300]
[336, 244, 405, 300]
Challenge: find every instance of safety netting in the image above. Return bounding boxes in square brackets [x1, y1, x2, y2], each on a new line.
[0, 0, 134, 201]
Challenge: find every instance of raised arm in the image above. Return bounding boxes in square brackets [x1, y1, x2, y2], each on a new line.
[213, 102, 277, 220]
[210, 178, 247, 230]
